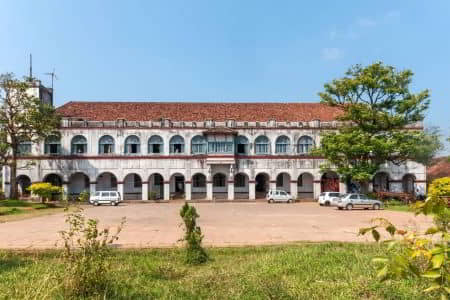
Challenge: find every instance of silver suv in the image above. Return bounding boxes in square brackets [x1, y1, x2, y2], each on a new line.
[266, 189, 294, 203]
[336, 194, 383, 210]
[89, 191, 122, 206]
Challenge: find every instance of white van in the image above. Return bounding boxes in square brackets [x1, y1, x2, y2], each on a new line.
[89, 191, 121, 206]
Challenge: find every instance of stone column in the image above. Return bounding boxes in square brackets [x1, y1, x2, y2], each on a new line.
[290, 181, 298, 201]
[249, 181, 256, 200]
[269, 180, 276, 191]
[118, 182, 124, 200]
[227, 180, 234, 201]
[62, 182, 69, 197]
[339, 182, 347, 194]
[90, 183, 96, 194]
[164, 182, 170, 201]
[206, 181, 213, 201]
[313, 181, 321, 200]
[2, 166, 11, 198]
[142, 181, 149, 201]
[185, 181, 192, 201]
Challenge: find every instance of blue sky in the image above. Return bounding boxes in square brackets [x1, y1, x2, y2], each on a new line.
[1, 1, 449, 152]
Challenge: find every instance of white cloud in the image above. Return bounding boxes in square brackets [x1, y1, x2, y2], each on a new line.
[321, 48, 343, 61]
[357, 17, 377, 27]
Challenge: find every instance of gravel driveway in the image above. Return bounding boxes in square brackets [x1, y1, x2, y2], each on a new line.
[0, 202, 433, 249]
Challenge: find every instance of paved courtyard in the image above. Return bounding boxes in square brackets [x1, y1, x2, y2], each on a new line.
[0, 202, 433, 249]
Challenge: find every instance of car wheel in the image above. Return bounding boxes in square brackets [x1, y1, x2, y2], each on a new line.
[319, 203, 323, 206]
[373, 203, 380, 210]
[288, 199, 292, 203]
[269, 199, 274, 203]
[94, 201, 99, 206]
[346, 203, 353, 210]
[325, 201, 330, 206]
[338, 207, 343, 210]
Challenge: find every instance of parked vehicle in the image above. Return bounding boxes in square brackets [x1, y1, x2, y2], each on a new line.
[89, 191, 122, 206]
[336, 193, 383, 210]
[266, 189, 294, 203]
[318, 192, 341, 206]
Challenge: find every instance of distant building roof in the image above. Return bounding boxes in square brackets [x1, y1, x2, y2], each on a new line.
[427, 156, 450, 182]
[56, 101, 342, 122]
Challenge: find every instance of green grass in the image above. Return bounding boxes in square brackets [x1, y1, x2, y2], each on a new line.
[383, 200, 414, 212]
[0, 243, 435, 299]
[0, 199, 64, 221]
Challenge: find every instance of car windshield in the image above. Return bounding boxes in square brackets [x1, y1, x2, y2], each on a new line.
[94, 192, 100, 196]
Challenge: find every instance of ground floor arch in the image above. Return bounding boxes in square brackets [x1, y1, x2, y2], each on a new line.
[402, 174, 416, 194]
[192, 173, 206, 200]
[321, 171, 339, 193]
[149, 173, 164, 200]
[255, 172, 270, 198]
[16, 175, 31, 197]
[373, 172, 390, 192]
[68, 172, 90, 197]
[170, 173, 185, 199]
[297, 172, 314, 199]
[276, 172, 291, 193]
[96, 172, 117, 191]
[212, 173, 228, 200]
[43, 173, 63, 200]
[123, 173, 142, 200]
[234, 172, 249, 199]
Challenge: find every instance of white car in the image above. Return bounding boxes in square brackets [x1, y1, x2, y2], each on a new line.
[89, 191, 122, 206]
[318, 192, 341, 206]
[266, 189, 294, 203]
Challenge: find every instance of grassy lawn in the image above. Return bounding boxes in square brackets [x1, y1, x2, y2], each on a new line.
[0, 243, 434, 299]
[383, 200, 414, 213]
[0, 199, 68, 222]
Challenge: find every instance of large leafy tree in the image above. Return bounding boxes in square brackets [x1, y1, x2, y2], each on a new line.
[316, 62, 441, 186]
[0, 73, 60, 199]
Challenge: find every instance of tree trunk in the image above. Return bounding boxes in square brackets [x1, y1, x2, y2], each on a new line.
[9, 158, 18, 199]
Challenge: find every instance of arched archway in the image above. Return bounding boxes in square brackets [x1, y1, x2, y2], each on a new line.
[213, 173, 227, 200]
[96, 172, 117, 191]
[255, 172, 270, 198]
[148, 173, 164, 200]
[373, 172, 390, 192]
[43, 173, 63, 200]
[170, 173, 185, 199]
[69, 172, 90, 197]
[16, 175, 31, 197]
[321, 171, 339, 193]
[276, 172, 291, 192]
[298, 173, 314, 199]
[234, 173, 249, 199]
[402, 174, 416, 194]
[192, 173, 207, 200]
[124, 173, 142, 200]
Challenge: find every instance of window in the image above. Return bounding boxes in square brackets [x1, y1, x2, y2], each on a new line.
[44, 135, 61, 155]
[71, 135, 87, 154]
[193, 174, 206, 188]
[191, 135, 206, 154]
[236, 136, 249, 154]
[99, 135, 115, 154]
[213, 173, 226, 187]
[234, 174, 246, 187]
[255, 136, 269, 154]
[275, 136, 290, 153]
[298, 136, 314, 154]
[148, 135, 163, 154]
[18, 141, 32, 155]
[207, 135, 233, 153]
[350, 195, 358, 200]
[124, 135, 140, 154]
[170, 135, 185, 153]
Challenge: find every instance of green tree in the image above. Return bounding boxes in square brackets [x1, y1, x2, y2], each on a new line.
[27, 182, 63, 202]
[0, 73, 60, 199]
[316, 62, 440, 186]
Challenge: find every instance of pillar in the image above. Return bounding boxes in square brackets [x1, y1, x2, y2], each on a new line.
[185, 182, 192, 201]
[313, 181, 321, 200]
[227, 181, 234, 201]
[118, 183, 124, 200]
[339, 182, 347, 194]
[249, 181, 256, 200]
[164, 182, 170, 201]
[270, 181, 276, 191]
[2, 166, 11, 198]
[142, 181, 149, 201]
[290, 181, 298, 200]
[206, 181, 213, 200]
[90, 183, 96, 194]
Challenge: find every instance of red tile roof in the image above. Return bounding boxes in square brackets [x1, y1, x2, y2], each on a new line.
[56, 101, 342, 122]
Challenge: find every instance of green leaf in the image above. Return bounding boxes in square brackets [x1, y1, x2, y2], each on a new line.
[372, 257, 389, 264]
[432, 254, 445, 269]
[359, 227, 374, 236]
[441, 293, 448, 300]
[426, 227, 440, 235]
[424, 282, 441, 293]
[372, 229, 381, 242]
[444, 287, 450, 294]
[377, 265, 388, 279]
[385, 240, 397, 251]
[422, 270, 442, 279]
[385, 224, 396, 236]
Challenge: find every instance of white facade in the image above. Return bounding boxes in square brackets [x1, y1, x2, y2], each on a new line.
[2, 117, 427, 201]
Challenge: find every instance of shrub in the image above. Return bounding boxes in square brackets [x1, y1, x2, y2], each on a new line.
[78, 190, 90, 203]
[179, 202, 208, 265]
[27, 182, 62, 203]
[360, 177, 450, 298]
[58, 206, 126, 298]
[148, 191, 158, 200]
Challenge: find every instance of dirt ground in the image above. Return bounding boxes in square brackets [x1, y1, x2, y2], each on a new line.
[0, 202, 433, 249]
